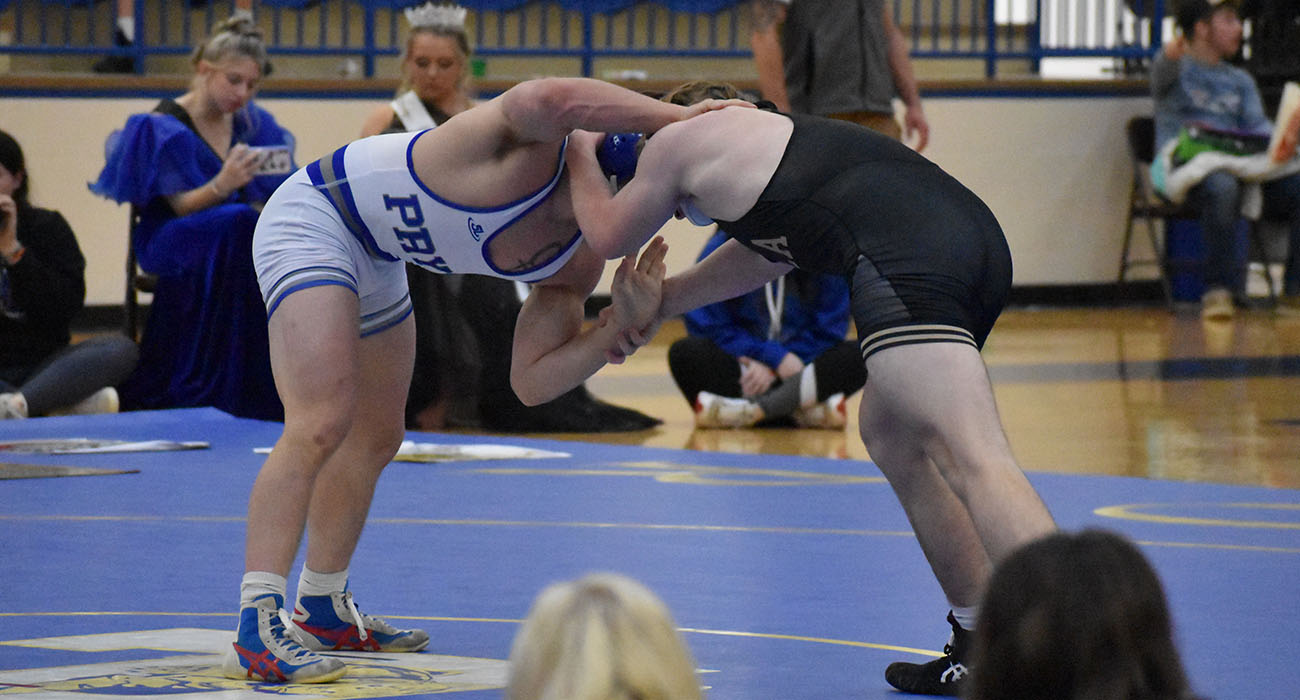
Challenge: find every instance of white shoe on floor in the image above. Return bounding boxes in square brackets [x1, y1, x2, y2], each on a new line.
[694, 391, 763, 429]
[1201, 287, 1235, 320]
[793, 393, 847, 430]
[0, 392, 29, 419]
[62, 387, 120, 415]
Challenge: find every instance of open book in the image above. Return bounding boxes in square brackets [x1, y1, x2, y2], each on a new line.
[1268, 82, 1300, 164]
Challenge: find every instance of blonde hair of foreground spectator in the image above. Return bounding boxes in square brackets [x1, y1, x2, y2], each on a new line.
[506, 573, 704, 700]
[969, 529, 1196, 700]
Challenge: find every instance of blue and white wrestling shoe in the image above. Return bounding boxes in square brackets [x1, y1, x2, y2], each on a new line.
[221, 593, 346, 683]
[289, 590, 430, 653]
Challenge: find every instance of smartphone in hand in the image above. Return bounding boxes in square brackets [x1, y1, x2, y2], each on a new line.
[248, 145, 293, 175]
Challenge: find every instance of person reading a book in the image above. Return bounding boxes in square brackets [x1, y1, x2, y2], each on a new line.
[1152, 0, 1300, 319]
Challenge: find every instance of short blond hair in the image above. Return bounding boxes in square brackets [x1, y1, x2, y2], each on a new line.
[506, 573, 704, 700]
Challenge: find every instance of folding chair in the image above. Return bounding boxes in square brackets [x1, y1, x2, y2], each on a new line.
[123, 207, 157, 342]
[1117, 116, 1278, 309]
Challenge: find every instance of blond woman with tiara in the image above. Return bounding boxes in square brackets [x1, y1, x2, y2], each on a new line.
[507, 573, 704, 700]
[358, 4, 662, 433]
[360, 2, 477, 137]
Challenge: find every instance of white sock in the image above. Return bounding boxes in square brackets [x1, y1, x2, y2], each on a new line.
[297, 566, 349, 600]
[2, 392, 29, 418]
[950, 605, 978, 631]
[240, 571, 287, 608]
[798, 365, 817, 408]
[116, 16, 134, 43]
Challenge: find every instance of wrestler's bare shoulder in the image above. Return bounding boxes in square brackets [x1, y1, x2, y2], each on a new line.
[409, 98, 565, 207]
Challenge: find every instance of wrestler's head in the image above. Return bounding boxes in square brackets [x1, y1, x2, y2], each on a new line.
[661, 80, 777, 111]
[596, 131, 643, 189]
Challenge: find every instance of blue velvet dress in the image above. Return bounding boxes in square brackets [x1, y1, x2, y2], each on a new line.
[90, 100, 295, 421]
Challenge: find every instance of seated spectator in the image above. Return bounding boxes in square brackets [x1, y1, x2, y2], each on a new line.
[90, 16, 294, 421]
[1152, 0, 1300, 319]
[668, 230, 865, 429]
[359, 2, 478, 139]
[506, 572, 704, 700]
[968, 529, 1198, 700]
[0, 129, 138, 419]
[367, 2, 658, 433]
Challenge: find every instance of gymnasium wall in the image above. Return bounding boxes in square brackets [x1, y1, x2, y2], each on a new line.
[0, 85, 1153, 308]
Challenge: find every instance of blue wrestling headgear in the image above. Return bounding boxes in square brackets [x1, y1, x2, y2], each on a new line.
[596, 132, 643, 188]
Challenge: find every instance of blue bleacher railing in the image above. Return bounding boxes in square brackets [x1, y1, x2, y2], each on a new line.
[0, 0, 1169, 80]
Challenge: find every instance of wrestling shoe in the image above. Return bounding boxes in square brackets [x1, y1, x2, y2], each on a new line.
[221, 593, 346, 684]
[793, 393, 847, 429]
[290, 590, 429, 652]
[693, 391, 763, 429]
[884, 611, 971, 696]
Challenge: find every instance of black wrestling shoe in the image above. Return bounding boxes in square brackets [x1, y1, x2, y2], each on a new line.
[884, 611, 971, 696]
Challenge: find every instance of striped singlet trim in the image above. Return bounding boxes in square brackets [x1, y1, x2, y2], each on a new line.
[265, 266, 358, 319]
[360, 292, 413, 338]
[859, 324, 977, 361]
[307, 145, 397, 262]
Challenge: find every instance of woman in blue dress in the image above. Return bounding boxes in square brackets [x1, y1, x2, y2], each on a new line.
[91, 15, 294, 420]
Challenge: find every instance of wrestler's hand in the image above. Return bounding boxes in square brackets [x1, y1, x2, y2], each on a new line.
[601, 236, 668, 363]
[739, 357, 777, 397]
[679, 98, 756, 120]
[568, 129, 602, 154]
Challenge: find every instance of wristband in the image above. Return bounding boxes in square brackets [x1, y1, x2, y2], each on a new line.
[209, 181, 227, 199]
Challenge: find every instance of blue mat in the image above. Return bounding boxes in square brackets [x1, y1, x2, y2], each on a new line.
[1, 408, 1297, 699]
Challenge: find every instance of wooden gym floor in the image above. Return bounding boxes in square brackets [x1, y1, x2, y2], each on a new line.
[566, 306, 1300, 491]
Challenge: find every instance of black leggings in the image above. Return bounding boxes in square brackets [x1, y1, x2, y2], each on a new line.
[667, 335, 865, 406]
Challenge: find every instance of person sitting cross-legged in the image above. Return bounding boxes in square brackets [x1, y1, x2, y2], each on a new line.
[669, 229, 864, 429]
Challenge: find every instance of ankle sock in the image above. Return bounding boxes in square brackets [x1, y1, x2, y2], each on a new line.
[240, 571, 287, 609]
[950, 605, 977, 631]
[297, 566, 348, 599]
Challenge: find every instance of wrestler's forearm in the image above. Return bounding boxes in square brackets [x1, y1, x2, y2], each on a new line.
[502, 78, 688, 143]
[660, 239, 792, 318]
[509, 286, 630, 406]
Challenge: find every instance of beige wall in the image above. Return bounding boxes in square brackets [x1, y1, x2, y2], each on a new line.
[0, 91, 1153, 307]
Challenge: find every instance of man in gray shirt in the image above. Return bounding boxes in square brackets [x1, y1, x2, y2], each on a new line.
[1152, 0, 1300, 318]
[750, 0, 929, 151]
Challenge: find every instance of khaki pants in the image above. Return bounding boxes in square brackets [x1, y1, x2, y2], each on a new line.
[826, 110, 902, 141]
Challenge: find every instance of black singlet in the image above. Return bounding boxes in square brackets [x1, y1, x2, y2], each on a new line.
[714, 113, 1013, 358]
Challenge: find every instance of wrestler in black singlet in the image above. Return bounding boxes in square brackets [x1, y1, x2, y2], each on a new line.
[714, 113, 1012, 361]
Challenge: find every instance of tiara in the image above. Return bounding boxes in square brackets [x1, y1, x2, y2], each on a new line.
[404, 2, 468, 31]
